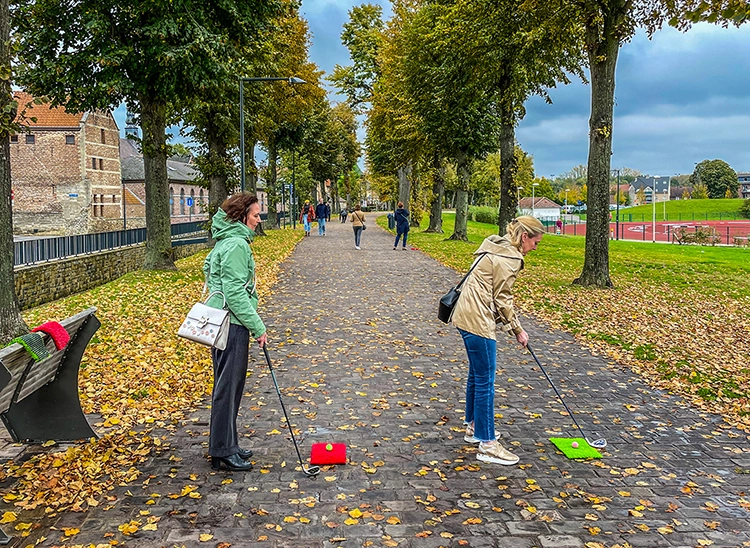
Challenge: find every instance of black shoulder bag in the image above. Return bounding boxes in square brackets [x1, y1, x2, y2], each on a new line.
[437, 253, 488, 324]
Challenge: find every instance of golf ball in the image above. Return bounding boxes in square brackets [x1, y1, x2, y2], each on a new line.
[571, 441, 579, 448]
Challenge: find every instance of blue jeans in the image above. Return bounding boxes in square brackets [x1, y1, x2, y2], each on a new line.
[302, 214, 311, 233]
[318, 217, 326, 235]
[353, 226, 363, 247]
[394, 230, 408, 248]
[459, 328, 497, 442]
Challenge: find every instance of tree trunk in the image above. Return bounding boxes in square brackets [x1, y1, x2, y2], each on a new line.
[426, 154, 445, 233]
[266, 137, 278, 229]
[141, 96, 175, 270]
[573, 19, 617, 288]
[397, 161, 411, 214]
[0, 0, 28, 339]
[206, 118, 230, 246]
[331, 173, 340, 214]
[497, 103, 517, 236]
[449, 150, 470, 241]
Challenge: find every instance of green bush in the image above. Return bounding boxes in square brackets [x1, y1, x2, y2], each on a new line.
[468, 206, 498, 225]
[740, 199, 750, 219]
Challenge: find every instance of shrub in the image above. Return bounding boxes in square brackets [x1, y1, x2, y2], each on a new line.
[740, 199, 750, 219]
[468, 206, 498, 225]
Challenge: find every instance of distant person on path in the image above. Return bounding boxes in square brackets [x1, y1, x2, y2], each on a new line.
[451, 215, 544, 466]
[340, 206, 348, 223]
[300, 200, 315, 236]
[556, 218, 562, 235]
[350, 204, 366, 249]
[393, 201, 410, 250]
[203, 193, 267, 472]
[315, 199, 329, 236]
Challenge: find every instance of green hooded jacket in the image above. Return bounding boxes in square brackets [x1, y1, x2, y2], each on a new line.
[202, 208, 266, 338]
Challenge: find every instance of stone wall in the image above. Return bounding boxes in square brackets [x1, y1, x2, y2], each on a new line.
[15, 242, 207, 310]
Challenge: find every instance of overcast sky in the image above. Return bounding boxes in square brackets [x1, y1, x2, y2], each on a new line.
[116, 1, 750, 178]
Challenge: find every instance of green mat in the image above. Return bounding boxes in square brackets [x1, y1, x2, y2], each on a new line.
[549, 437, 602, 459]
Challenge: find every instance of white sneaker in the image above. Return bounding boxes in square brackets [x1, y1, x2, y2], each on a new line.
[477, 440, 519, 465]
[464, 423, 501, 444]
[355, 246, 360, 250]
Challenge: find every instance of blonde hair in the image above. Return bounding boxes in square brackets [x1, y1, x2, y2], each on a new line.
[506, 216, 544, 249]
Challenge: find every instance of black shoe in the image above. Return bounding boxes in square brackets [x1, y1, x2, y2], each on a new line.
[237, 447, 253, 459]
[211, 454, 253, 471]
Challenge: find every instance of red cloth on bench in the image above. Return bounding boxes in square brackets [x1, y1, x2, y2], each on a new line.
[31, 321, 70, 351]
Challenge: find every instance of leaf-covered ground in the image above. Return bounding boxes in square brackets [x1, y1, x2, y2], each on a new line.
[0, 229, 303, 519]
[385, 214, 750, 432]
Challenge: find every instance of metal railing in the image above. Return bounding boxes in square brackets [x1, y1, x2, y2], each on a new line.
[14, 221, 208, 267]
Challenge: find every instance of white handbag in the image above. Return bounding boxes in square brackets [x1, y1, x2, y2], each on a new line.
[177, 291, 230, 351]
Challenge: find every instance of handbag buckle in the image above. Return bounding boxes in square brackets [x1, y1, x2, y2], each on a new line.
[197, 316, 209, 328]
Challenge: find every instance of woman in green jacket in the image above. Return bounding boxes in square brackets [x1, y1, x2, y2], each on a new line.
[203, 193, 267, 471]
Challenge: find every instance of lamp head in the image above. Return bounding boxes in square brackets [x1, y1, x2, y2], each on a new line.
[289, 77, 307, 85]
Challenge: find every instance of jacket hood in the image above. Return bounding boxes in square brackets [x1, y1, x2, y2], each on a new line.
[475, 234, 522, 259]
[211, 208, 255, 242]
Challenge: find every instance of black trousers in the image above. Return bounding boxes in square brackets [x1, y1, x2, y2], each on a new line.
[209, 323, 250, 457]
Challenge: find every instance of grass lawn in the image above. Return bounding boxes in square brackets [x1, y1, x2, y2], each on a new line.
[380, 213, 750, 430]
[614, 198, 747, 222]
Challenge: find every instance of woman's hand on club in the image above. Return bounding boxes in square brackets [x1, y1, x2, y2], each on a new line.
[257, 333, 268, 348]
[516, 330, 529, 347]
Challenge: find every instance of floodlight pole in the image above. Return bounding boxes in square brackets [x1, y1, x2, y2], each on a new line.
[239, 77, 307, 193]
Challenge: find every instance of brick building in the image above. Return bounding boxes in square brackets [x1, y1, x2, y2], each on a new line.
[10, 92, 122, 234]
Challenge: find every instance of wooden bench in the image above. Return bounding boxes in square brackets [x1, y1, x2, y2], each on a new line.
[733, 236, 749, 247]
[0, 307, 100, 443]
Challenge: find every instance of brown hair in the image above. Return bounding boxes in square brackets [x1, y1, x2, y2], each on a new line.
[221, 193, 259, 223]
[354, 204, 361, 211]
[397, 201, 404, 208]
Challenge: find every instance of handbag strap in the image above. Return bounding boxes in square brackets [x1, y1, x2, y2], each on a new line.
[456, 252, 489, 291]
[204, 291, 227, 309]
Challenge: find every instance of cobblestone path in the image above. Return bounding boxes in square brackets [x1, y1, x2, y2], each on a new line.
[5, 218, 750, 548]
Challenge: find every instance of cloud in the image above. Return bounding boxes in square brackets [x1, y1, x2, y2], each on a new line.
[518, 23, 750, 178]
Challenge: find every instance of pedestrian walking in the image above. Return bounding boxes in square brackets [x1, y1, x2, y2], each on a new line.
[300, 200, 315, 236]
[202, 193, 267, 472]
[350, 204, 366, 249]
[556, 218, 562, 235]
[451, 215, 544, 466]
[393, 201, 410, 250]
[340, 207, 348, 223]
[315, 199, 329, 236]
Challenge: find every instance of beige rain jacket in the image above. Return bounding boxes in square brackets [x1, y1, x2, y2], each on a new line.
[451, 235, 524, 340]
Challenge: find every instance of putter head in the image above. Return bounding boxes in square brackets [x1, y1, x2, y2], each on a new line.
[588, 438, 607, 449]
[304, 465, 320, 477]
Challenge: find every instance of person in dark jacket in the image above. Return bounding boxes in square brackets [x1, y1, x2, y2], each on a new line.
[393, 202, 410, 250]
[202, 193, 266, 472]
[315, 199, 329, 236]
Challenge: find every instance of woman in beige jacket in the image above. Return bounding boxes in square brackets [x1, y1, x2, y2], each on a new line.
[451, 216, 544, 465]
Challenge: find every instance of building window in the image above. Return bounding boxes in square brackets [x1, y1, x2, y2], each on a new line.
[25, 134, 35, 144]
[92, 158, 97, 170]
[190, 189, 195, 213]
[100, 128, 105, 144]
[99, 194, 104, 217]
[65, 135, 75, 145]
[10, 135, 18, 143]
[170, 187, 174, 216]
[92, 194, 99, 217]
[199, 189, 204, 208]
[180, 188, 185, 215]
[99, 158, 104, 170]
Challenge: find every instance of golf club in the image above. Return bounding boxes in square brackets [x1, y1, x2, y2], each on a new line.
[526, 343, 607, 449]
[262, 345, 320, 477]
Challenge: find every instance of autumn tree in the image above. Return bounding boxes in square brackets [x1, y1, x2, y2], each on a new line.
[689, 159, 738, 199]
[14, 0, 282, 269]
[330, 3, 385, 114]
[0, 0, 26, 339]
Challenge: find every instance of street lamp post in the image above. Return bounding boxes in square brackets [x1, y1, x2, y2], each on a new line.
[516, 186, 523, 215]
[239, 76, 306, 193]
[651, 185, 656, 243]
[532, 182, 539, 217]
